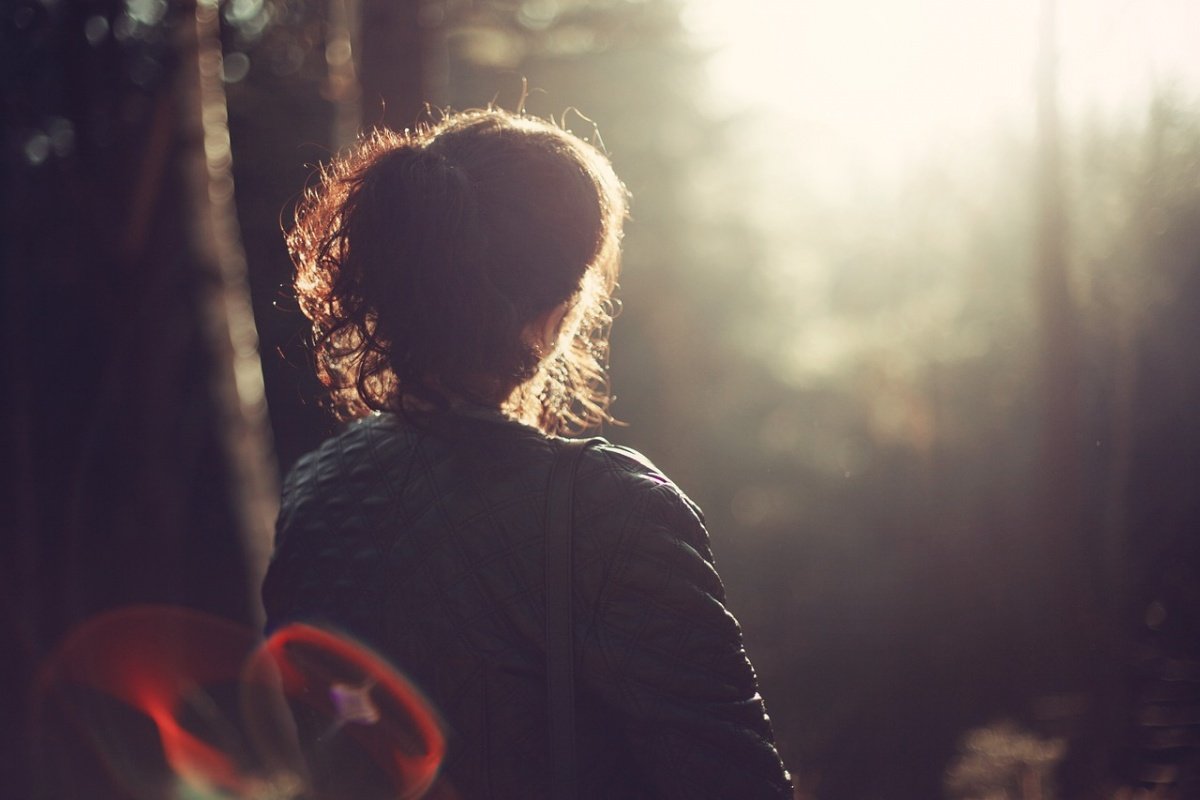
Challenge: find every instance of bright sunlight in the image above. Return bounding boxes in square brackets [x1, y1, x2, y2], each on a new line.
[684, 0, 1200, 178]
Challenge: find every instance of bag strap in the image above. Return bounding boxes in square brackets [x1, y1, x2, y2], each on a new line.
[545, 437, 596, 800]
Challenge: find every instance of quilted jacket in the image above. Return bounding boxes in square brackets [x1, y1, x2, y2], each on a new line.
[262, 410, 792, 799]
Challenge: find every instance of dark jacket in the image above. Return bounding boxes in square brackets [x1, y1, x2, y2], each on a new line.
[262, 410, 792, 799]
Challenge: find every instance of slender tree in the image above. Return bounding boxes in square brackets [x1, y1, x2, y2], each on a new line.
[1033, 0, 1086, 631]
[355, 0, 429, 131]
[1, 0, 274, 793]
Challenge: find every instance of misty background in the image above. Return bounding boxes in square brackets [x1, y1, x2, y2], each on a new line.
[4, 1, 1200, 797]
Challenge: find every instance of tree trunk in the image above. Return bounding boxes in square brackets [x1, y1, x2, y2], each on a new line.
[1033, 0, 1085, 629]
[1, 0, 274, 792]
[356, 0, 428, 131]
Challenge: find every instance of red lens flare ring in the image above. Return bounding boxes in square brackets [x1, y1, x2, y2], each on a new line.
[248, 623, 446, 799]
[34, 605, 446, 800]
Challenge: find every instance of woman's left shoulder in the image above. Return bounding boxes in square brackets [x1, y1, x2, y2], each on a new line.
[569, 438, 710, 553]
[578, 438, 700, 502]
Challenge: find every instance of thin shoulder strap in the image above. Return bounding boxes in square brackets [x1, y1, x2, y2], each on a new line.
[545, 437, 596, 800]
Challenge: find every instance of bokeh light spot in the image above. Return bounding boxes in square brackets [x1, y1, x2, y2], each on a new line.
[222, 52, 251, 84]
[24, 133, 51, 165]
[84, 14, 110, 45]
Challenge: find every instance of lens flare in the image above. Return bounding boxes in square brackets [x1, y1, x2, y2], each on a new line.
[34, 605, 260, 798]
[34, 605, 445, 800]
[243, 623, 446, 800]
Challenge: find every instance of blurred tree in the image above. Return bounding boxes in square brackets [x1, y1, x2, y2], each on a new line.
[1033, 0, 1088, 653]
[1057, 89, 1200, 799]
[222, 0, 344, 471]
[224, 0, 439, 474]
[1, 0, 274, 794]
[356, 0, 428, 131]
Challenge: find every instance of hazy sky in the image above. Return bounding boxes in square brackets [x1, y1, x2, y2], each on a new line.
[684, 0, 1200, 175]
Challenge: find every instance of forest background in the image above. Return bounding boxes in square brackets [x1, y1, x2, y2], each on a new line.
[4, 1, 1200, 798]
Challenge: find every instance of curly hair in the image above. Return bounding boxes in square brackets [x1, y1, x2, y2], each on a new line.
[287, 109, 628, 434]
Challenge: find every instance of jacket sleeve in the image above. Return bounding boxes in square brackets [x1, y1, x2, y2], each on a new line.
[575, 447, 793, 799]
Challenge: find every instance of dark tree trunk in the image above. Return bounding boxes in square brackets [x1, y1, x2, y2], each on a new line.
[356, 0, 428, 131]
[1, 1, 274, 794]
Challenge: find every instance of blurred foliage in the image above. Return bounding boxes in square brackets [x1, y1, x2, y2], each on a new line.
[945, 720, 1065, 800]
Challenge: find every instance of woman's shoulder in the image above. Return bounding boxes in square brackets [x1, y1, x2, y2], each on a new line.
[573, 439, 665, 489]
[579, 439, 699, 502]
[277, 414, 418, 520]
[571, 439, 709, 551]
[284, 415, 403, 482]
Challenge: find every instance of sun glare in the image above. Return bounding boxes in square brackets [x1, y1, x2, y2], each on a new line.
[684, 0, 1200, 177]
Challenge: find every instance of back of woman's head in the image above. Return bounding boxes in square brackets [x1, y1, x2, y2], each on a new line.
[288, 109, 628, 434]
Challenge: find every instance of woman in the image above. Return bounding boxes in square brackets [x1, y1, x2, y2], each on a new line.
[262, 109, 792, 799]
